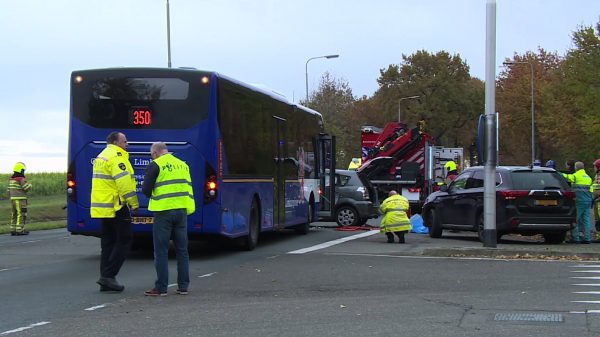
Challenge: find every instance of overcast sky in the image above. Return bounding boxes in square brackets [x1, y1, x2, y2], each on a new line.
[1, 0, 599, 172]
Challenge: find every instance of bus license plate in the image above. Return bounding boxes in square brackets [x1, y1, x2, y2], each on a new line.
[535, 199, 557, 206]
[132, 217, 154, 224]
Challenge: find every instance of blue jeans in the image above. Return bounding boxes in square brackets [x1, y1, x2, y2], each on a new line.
[152, 209, 189, 292]
[571, 204, 592, 242]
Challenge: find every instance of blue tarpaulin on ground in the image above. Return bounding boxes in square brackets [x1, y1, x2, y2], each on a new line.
[410, 214, 428, 234]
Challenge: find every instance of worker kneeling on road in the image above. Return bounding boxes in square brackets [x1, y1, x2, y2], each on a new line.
[379, 190, 412, 244]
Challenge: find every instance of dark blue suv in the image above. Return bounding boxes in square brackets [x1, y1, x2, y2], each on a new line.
[422, 166, 576, 243]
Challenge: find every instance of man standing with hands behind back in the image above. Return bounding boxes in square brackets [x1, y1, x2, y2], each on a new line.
[91, 131, 139, 292]
[143, 142, 195, 296]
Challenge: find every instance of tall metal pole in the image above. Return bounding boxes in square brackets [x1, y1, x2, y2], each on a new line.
[483, 0, 497, 248]
[305, 54, 339, 103]
[529, 62, 535, 164]
[398, 95, 420, 122]
[166, 0, 172, 68]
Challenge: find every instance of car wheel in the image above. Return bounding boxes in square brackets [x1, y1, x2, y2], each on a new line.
[476, 213, 502, 243]
[543, 231, 566, 244]
[427, 209, 443, 238]
[477, 213, 485, 243]
[335, 205, 359, 227]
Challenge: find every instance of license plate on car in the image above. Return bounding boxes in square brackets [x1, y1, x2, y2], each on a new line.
[535, 199, 558, 206]
[132, 217, 154, 224]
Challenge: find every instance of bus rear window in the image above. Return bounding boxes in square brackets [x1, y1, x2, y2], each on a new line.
[93, 78, 190, 100]
[72, 73, 210, 129]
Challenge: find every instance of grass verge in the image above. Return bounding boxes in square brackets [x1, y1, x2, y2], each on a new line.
[1, 194, 66, 234]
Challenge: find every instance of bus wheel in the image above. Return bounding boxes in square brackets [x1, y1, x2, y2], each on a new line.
[240, 198, 260, 251]
[295, 202, 313, 235]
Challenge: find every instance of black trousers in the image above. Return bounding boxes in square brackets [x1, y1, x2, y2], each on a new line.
[100, 207, 132, 278]
[386, 231, 407, 243]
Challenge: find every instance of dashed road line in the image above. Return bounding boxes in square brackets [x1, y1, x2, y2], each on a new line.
[84, 304, 107, 311]
[287, 230, 379, 254]
[0, 321, 50, 335]
[198, 272, 217, 278]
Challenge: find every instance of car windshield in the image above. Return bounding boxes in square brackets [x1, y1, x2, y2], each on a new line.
[510, 171, 568, 190]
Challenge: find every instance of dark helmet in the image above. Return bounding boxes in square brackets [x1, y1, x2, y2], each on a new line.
[545, 160, 556, 169]
[594, 159, 600, 170]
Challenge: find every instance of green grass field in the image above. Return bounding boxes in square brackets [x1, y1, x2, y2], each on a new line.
[1, 172, 67, 234]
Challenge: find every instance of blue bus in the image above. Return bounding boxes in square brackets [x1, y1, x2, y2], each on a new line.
[67, 67, 335, 250]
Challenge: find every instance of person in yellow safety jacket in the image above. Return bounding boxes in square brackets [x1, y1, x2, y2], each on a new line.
[348, 158, 362, 170]
[565, 161, 593, 244]
[91, 131, 139, 293]
[142, 142, 195, 296]
[444, 160, 459, 185]
[592, 159, 600, 233]
[379, 190, 412, 243]
[8, 162, 32, 236]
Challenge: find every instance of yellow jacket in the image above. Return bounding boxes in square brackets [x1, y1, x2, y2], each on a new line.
[90, 144, 139, 218]
[379, 194, 412, 233]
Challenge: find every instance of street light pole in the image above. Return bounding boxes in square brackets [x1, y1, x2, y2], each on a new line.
[398, 95, 420, 122]
[305, 54, 339, 103]
[504, 61, 535, 164]
[166, 0, 172, 68]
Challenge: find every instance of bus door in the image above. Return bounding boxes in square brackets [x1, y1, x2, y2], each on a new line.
[317, 134, 336, 219]
[273, 115, 287, 228]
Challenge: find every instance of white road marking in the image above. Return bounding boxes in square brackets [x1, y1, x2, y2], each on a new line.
[572, 284, 600, 287]
[20, 240, 42, 244]
[0, 268, 19, 272]
[570, 270, 600, 273]
[573, 291, 600, 295]
[570, 276, 600, 280]
[198, 272, 217, 278]
[0, 321, 50, 335]
[571, 300, 600, 304]
[84, 304, 107, 311]
[287, 230, 379, 254]
[168, 283, 176, 288]
[571, 265, 600, 268]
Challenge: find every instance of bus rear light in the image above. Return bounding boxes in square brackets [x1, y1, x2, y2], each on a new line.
[67, 172, 77, 201]
[408, 187, 421, 193]
[201, 76, 209, 84]
[74, 75, 83, 84]
[204, 175, 218, 201]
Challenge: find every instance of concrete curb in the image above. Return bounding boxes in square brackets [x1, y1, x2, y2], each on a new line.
[422, 247, 600, 260]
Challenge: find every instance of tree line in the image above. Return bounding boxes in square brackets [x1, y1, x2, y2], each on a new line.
[304, 21, 600, 172]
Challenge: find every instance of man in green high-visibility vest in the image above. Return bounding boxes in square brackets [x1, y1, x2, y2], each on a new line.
[143, 142, 195, 296]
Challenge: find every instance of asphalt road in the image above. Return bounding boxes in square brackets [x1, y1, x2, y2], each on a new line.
[1, 224, 599, 336]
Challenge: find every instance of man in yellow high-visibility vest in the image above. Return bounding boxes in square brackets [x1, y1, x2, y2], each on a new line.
[142, 142, 195, 296]
[91, 131, 139, 292]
